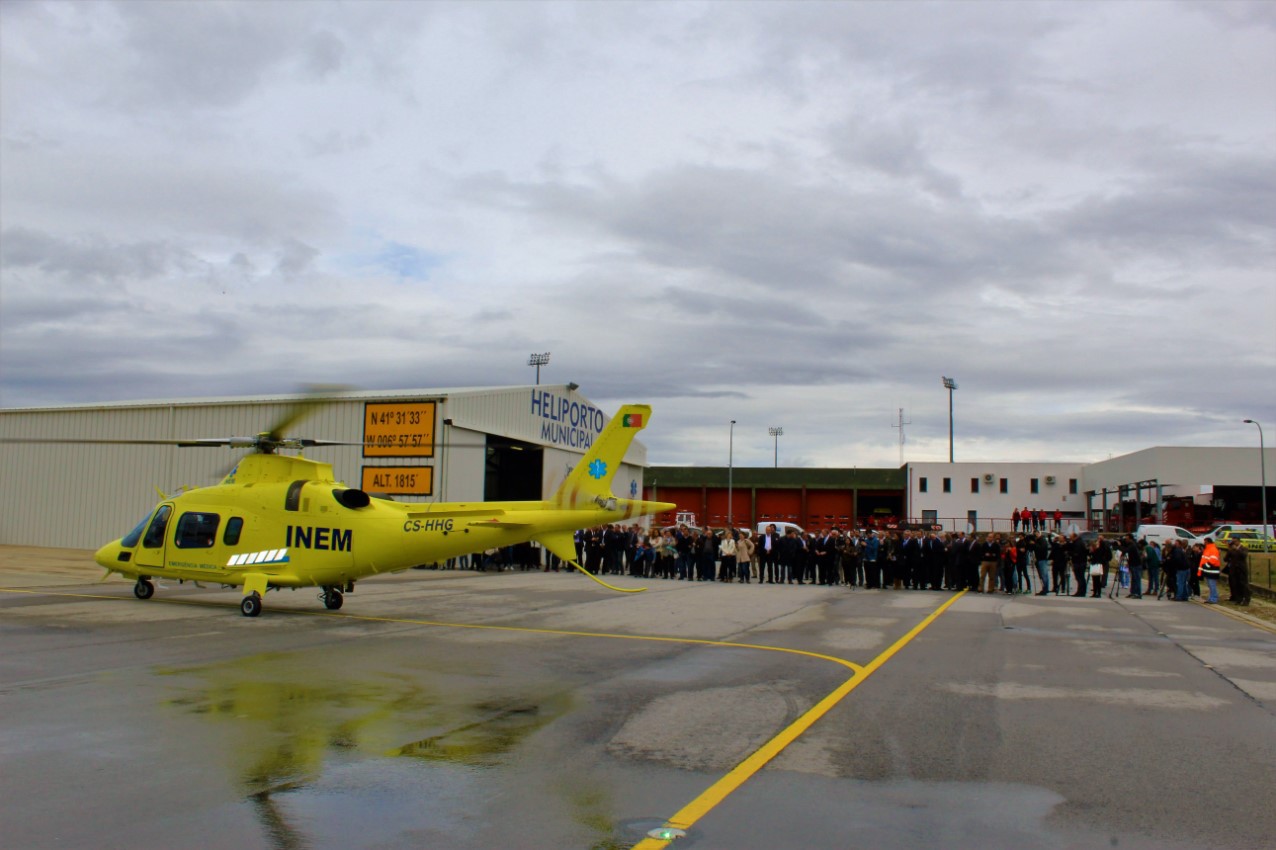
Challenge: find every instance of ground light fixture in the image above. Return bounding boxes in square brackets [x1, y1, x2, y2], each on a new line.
[647, 826, 687, 841]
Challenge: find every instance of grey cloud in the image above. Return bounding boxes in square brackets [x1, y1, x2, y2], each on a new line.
[1, 227, 204, 282]
[733, 1, 1070, 109]
[469, 165, 1064, 298]
[1, 149, 340, 245]
[274, 238, 321, 278]
[304, 30, 346, 78]
[1051, 152, 1276, 267]
[1, 1, 428, 118]
[112, 2, 295, 108]
[1191, 0, 1276, 29]
[827, 118, 964, 199]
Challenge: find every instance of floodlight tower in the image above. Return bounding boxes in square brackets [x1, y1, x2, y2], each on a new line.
[942, 376, 958, 463]
[528, 352, 551, 385]
[769, 426, 783, 468]
[1243, 419, 1269, 551]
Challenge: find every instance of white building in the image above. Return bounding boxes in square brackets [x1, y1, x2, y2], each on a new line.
[907, 446, 1275, 534]
[0, 385, 652, 549]
[904, 462, 1087, 533]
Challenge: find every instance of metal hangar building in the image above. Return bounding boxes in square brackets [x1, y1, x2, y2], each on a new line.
[0, 385, 652, 550]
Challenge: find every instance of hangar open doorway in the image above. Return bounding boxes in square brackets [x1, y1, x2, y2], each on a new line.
[484, 436, 543, 501]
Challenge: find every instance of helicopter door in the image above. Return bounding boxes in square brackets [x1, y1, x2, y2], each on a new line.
[133, 504, 173, 571]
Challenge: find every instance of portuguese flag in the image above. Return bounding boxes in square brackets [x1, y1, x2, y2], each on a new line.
[622, 413, 644, 428]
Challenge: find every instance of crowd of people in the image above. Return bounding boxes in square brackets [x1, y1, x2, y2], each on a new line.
[485, 524, 1253, 605]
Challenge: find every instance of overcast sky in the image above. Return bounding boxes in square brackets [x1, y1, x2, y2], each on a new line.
[2, 1, 1273, 468]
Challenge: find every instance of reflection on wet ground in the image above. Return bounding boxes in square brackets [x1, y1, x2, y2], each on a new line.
[161, 652, 575, 849]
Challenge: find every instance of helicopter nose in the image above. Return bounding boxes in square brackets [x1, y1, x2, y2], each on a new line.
[94, 540, 124, 570]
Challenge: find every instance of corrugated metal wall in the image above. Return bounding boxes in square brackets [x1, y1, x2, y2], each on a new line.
[0, 396, 375, 549]
[1, 386, 649, 550]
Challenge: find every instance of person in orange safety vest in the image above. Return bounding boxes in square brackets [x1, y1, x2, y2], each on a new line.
[1197, 538, 1222, 604]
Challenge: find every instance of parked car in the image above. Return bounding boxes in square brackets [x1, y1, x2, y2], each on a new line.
[1215, 530, 1275, 552]
[1199, 524, 1273, 541]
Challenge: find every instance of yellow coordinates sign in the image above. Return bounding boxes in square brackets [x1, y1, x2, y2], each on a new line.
[363, 401, 436, 457]
[361, 466, 433, 496]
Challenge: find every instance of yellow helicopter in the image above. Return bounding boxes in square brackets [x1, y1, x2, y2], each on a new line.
[74, 402, 673, 616]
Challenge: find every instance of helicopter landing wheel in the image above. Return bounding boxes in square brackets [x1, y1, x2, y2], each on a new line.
[322, 588, 344, 610]
[240, 592, 262, 618]
[133, 578, 155, 600]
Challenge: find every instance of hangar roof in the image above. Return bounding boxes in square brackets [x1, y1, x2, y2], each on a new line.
[1082, 446, 1275, 491]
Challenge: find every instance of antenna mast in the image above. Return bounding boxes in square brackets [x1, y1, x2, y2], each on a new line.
[891, 408, 912, 466]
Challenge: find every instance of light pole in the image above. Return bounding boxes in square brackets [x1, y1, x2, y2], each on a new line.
[728, 420, 736, 530]
[527, 352, 550, 385]
[942, 376, 958, 463]
[769, 426, 783, 468]
[1243, 419, 1269, 551]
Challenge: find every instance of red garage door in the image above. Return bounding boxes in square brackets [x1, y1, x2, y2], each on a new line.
[755, 489, 803, 529]
[806, 490, 854, 531]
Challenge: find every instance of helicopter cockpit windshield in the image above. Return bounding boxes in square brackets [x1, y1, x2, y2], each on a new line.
[120, 505, 171, 549]
[120, 515, 150, 548]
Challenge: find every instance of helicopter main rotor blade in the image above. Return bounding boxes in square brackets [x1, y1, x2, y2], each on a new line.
[0, 437, 222, 446]
[0, 437, 365, 449]
[263, 384, 355, 444]
[0, 436, 496, 449]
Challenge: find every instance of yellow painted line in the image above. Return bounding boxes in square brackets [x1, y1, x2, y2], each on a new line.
[292, 607, 866, 674]
[632, 590, 966, 849]
[0, 585, 864, 674]
[1193, 598, 1276, 636]
[1, 587, 137, 601]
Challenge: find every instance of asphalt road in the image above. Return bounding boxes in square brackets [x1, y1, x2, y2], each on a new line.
[1, 548, 1274, 850]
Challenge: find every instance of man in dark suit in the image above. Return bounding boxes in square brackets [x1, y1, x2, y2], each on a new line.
[775, 529, 799, 584]
[758, 524, 778, 583]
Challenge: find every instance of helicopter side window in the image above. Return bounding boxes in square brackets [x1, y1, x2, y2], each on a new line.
[143, 505, 172, 548]
[223, 517, 244, 546]
[175, 512, 220, 549]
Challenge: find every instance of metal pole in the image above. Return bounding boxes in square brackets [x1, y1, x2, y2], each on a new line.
[769, 426, 783, 468]
[942, 377, 957, 463]
[728, 420, 736, 529]
[1244, 419, 1269, 551]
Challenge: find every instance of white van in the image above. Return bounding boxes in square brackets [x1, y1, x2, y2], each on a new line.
[1133, 524, 1199, 547]
[756, 521, 805, 537]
